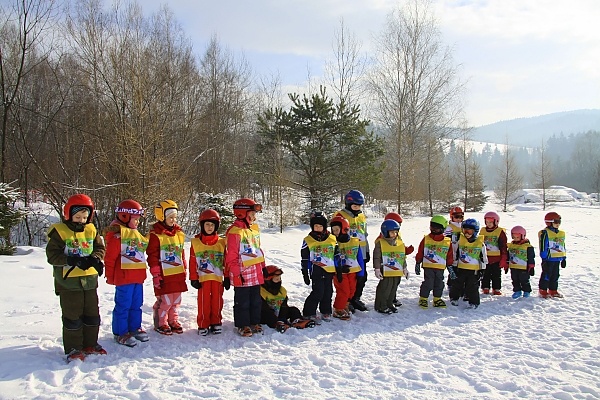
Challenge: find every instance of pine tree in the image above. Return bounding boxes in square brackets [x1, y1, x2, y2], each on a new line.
[0, 183, 27, 255]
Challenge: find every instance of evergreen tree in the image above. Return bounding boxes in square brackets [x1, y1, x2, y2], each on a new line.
[0, 183, 27, 255]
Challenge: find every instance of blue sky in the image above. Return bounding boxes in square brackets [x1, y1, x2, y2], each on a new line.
[143, 0, 600, 127]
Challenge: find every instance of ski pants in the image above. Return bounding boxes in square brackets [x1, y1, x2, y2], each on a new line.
[450, 268, 481, 305]
[352, 269, 367, 302]
[539, 261, 560, 291]
[196, 280, 224, 329]
[233, 285, 262, 328]
[260, 302, 302, 328]
[419, 268, 445, 299]
[333, 272, 356, 310]
[510, 269, 532, 293]
[153, 292, 182, 328]
[60, 289, 100, 354]
[303, 267, 334, 317]
[374, 276, 401, 311]
[112, 283, 143, 336]
[481, 262, 502, 290]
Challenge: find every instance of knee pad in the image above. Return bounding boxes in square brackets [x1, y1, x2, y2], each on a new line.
[82, 315, 101, 327]
[62, 316, 83, 330]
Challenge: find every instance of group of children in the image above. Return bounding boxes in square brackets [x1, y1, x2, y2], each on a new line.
[46, 191, 567, 362]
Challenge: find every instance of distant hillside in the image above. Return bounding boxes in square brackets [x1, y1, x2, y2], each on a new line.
[471, 109, 600, 147]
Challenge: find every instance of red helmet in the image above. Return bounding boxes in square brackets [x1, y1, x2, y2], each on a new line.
[233, 198, 262, 219]
[63, 194, 94, 223]
[264, 265, 283, 280]
[511, 225, 526, 240]
[329, 215, 350, 234]
[484, 211, 500, 226]
[384, 212, 403, 224]
[449, 206, 463, 216]
[199, 209, 221, 232]
[544, 212, 561, 225]
[115, 199, 144, 226]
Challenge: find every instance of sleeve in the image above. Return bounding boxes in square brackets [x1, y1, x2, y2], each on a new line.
[146, 233, 162, 278]
[46, 228, 67, 266]
[445, 243, 455, 266]
[225, 231, 242, 279]
[372, 241, 383, 271]
[499, 230, 508, 268]
[333, 243, 341, 269]
[104, 231, 120, 285]
[480, 244, 489, 265]
[91, 229, 106, 260]
[415, 238, 425, 264]
[189, 244, 198, 280]
[300, 240, 310, 272]
[526, 245, 536, 267]
[357, 247, 365, 273]
[538, 230, 549, 260]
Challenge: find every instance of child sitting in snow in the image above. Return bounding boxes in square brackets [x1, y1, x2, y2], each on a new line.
[260, 265, 315, 332]
[506, 226, 535, 299]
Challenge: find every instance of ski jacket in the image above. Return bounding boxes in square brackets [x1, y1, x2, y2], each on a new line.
[225, 219, 266, 287]
[538, 227, 566, 262]
[415, 233, 454, 269]
[147, 221, 188, 295]
[104, 221, 148, 286]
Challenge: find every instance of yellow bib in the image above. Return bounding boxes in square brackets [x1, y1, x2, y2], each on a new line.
[422, 236, 451, 270]
[380, 239, 406, 277]
[119, 226, 148, 270]
[50, 223, 98, 278]
[191, 237, 226, 282]
[228, 224, 265, 268]
[156, 231, 186, 276]
[457, 235, 484, 271]
[304, 234, 337, 273]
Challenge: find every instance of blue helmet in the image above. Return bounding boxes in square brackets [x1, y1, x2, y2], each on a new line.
[381, 219, 401, 238]
[461, 218, 480, 237]
[345, 190, 365, 207]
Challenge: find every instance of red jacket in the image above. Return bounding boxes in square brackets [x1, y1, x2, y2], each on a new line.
[104, 222, 147, 286]
[147, 221, 188, 296]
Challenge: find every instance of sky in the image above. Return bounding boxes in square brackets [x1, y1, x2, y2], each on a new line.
[140, 0, 600, 127]
[1, 188, 599, 398]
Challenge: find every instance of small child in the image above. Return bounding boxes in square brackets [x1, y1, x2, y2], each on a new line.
[506, 226, 535, 299]
[147, 200, 188, 335]
[445, 206, 464, 291]
[225, 198, 267, 337]
[260, 265, 315, 332]
[479, 211, 508, 295]
[104, 199, 149, 347]
[449, 218, 488, 309]
[301, 210, 340, 323]
[329, 215, 364, 320]
[189, 209, 227, 336]
[373, 219, 408, 314]
[415, 215, 454, 308]
[46, 194, 106, 362]
[538, 212, 567, 298]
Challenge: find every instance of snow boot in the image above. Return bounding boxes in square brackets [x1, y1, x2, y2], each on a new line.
[419, 297, 429, 309]
[292, 318, 316, 329]
[115, 333, 138, 347]
[450, 299, 459, 306]
[492, 289, 502, 296]
[197, 328, 209, 336]
[538, 289, 549, 298]
[482, 288, 490, 294]
[433, 297, 446, 308]
[512, 291, 522, 299]
[393, 298, 402, 307]
[389, 305, 399, 313]
[82, 344, 107, 356]
[523, 291, 531, 298]
[376, 308, 393, 315]
[333, 309, 351, 320]
[66, 349, 86, 363]
[306, 315, 322, 325]
[169, 321, 183, 334]
[321, 314, 333, 322]
[131, 328, 149, 342]
[154, 325, 173, 336]
[549, 290, 564, 298]
[351, 299, 368, 312]
[276, 321, 290, 333]
[237, 326, 253, 337]
[251, 324, 264, 334]
[210, 324, 222, 335]
[467, 303, 479, 309]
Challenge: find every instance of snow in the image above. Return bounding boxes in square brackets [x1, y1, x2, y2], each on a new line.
[1, 194, 600, 399]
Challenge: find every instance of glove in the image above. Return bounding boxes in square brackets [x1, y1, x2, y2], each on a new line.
[302, 268, 310, 286]
[88, 256, 104, 276]
[336, 269, 343, 283]
[190, 280, 201, 290]
[66, 256, 83, 267]
[374, 268, 383, 280]
[152, 275, 163, 289]
[364, 252, 370, 264]
[447, 266, 457, 280]
[223, 277, 231, 290]
[529, 267, 535, 276]
[78, 257, 93, 270]
[405, 245, 415, 255]
[341, 265, 350, 274]
[415, 262, 421, 276]
[561, 259, 566, 269]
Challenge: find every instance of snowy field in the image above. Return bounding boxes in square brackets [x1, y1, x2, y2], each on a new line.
[1, 194, 599, 399]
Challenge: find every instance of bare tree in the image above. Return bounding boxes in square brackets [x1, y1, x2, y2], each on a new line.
[534, 140, 552, 211]
[494, 140, 523, 212]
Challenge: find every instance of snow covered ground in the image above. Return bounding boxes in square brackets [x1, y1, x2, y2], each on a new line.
[1, 199, 599, 399]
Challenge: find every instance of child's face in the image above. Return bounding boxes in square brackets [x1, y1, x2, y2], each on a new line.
[388, 230, 398, 239]
[451, 213, 464, 223]
[313, 224, 324, 233]
[204, 221, 216, 235]
[511, 234, 522, 241]
[246, 211, 256, 224]
[463, 228, 474, 239]
[71, 210, 89, 223]
[484, 218, 495, 229]
[272, 275, 282, 283]
[129, 216, 141, 229]
[165, 212, 177, 227]
[351, 204, 362, 211]
[331, 225, 341, 236]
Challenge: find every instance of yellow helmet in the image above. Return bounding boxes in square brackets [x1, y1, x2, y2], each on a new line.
[154, 200, 178, 222]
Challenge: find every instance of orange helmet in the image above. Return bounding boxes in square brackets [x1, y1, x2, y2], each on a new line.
[233, 198, 262, 219]
[544, 212, 561, 225]
[384, 212, 403, 224]
[264, 265, 283, 280]
[330, 215, 350, 234]
[64, 194, 94, 223]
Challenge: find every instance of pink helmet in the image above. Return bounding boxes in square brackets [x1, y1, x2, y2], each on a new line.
[511, 225, 526, 240]
[484, 211, 500, 227]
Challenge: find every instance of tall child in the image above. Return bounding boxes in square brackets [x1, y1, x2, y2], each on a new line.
[147, 200, 188, 335]
[104, 199, 149, 347]
[334, 190, 369, 312]
[538, 212, 567, 298]
[189, 209, 227, 336]
[46, 194, 106, 362]
[479, 211, 508, 295]
[225, 198, 267, 337]
[507, 226, 535, 299]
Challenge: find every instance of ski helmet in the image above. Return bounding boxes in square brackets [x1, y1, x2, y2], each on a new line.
[330, 215, 350, 235]
[544, 212, 561, 225]
[199, 209, 221, 233]
[64, 194, 94, 223]
[511, 225, 527, 240]
[115, 199, 145, 227]
[384, 212, 403, 224]
[484, 211, 500, 227]
[264, 265, 283, 280]
[309, 210, 328, 230]
[381, 219, 401, 238]
[430, 215, 449, 230]
[154, 200, 178, 222]
[233, 198, 262, 219]
[449, 206, 464, 221]
[344, 190, 365, 207]
[461, 218, 480, 237]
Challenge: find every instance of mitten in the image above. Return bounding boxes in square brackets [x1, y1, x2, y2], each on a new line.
[89, 256, 104, 276]
[190, 280, 201, 290]
[374, 268, 383, 280]
[528, 266, 535, 276]
[302, 268, 310, 286]
[152, 275, 163, 289]
[447, 266, 457, 280]
[78, 257, 93, 270]
[405, 245, 415, 255]
[66, 255, 83, 267]
[415, 262, 421, 276]
[223, 277, 231, 290]
[561, 259, 566, 269]
[336, 269, 343, 283]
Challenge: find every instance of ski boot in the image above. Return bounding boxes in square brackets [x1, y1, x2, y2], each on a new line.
[419, 297, 429, 309]
[433, 297, 446, 308]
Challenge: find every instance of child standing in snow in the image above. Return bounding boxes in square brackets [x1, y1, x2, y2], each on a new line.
[334, 190, 369, 312]
[260, 265, 315, 332]
[46, 194, 106, 362]
[479, 211, 508, 295]
[373, 219, 408, 314]
[189, 209, 227, 336]
[449, 218, 488, 309]
[415, 215, 454, 308]
[506, 226, 535, 299]
[330, 215, 364, 320]
[104, 199, 149, 347]
[225, 198, 267, 337]
[146, 200, 188, 335]
[445, 206, 464, 291]
[538, 212, 567, 298]
[302, 210, 340, 323]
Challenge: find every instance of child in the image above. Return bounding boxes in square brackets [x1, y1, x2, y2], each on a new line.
[449, 218, 488, 309]
[479, 211, 508, 295]
[373, 219, 408, 314]
[538, 212, 567, 298]
[104, 199, 149, 347]
[260, 265, 316, 332]
[334, 190, 369, 312]
[329, 215, 364, 320]
[301, 210, 340, 323]
[147, 200, 188, 335]
[225, 198, 267, 337]
[415, 215, 454, 308]
[46, 194, 106, 362]
[445, 206, 464, 291]
[506, 226, 535, 299]
[189, 209, 227, 336]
